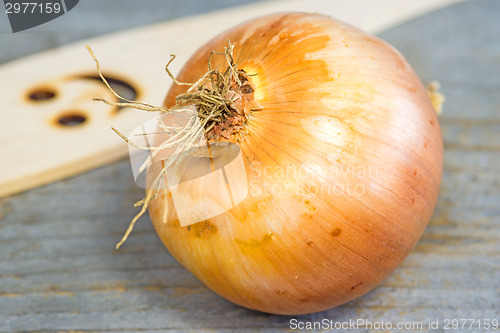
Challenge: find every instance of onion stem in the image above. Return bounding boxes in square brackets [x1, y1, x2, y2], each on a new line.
[86, 41, 259, 248]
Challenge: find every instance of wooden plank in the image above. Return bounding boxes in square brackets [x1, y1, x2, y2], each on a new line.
[0, 0, 462, 198]
[1, 0, 499, 332]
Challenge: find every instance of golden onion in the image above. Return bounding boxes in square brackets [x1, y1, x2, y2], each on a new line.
[148, 12, 443, 315]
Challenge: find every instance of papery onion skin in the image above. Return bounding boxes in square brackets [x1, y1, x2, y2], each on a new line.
[149, 12, 443, 315]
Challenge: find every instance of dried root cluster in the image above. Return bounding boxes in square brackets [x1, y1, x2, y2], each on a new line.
[87, 41, 259, 248]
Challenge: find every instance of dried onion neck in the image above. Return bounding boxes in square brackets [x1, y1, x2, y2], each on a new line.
[86, 40, 258, 248]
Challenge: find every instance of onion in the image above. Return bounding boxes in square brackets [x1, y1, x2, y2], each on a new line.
[147, 12, 443, 315]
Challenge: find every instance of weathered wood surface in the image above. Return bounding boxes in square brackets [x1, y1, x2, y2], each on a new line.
[1, 0, 499, 332]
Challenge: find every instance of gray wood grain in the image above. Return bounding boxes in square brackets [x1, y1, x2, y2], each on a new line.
[1, 0, 499, 332]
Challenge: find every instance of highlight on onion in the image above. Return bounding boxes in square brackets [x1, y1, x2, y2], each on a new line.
[91, 11, 443, 315]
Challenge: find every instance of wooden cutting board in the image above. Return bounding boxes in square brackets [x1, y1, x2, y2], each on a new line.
[0, 0, 462, 198]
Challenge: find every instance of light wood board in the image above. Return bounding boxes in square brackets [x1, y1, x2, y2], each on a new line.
[0, 0, 462, 198]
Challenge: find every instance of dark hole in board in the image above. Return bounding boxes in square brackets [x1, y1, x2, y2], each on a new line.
[79, 75, 138, 110]
[58, 114, 86, 126]
[29, 89, 56, 101]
